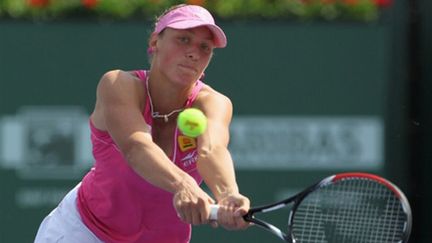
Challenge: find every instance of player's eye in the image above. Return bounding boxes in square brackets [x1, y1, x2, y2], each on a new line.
[201, 44, 209, 51]
[201, 42, 213, 54]
[178, 36, 190, 44]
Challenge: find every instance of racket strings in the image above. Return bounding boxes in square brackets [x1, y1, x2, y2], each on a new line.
[291, 178, 407, 243]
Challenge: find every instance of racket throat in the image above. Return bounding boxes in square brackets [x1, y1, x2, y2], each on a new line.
[249, 217, 292, 242]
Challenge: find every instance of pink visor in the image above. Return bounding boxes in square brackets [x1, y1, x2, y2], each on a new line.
[154, 5, 227, 48]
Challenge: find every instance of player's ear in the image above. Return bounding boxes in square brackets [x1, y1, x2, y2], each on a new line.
[148, 32, 159, 54]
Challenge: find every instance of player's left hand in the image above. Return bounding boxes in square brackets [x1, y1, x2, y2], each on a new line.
[213, 193, 251, 230]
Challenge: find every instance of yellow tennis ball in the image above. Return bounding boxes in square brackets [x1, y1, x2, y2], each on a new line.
[177, 108, 207, 138]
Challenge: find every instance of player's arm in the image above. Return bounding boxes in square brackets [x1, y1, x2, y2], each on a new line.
[91, 70, 210, 202]
[194, 88, 250, 230]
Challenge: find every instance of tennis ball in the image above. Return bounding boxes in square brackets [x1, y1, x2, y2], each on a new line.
[177, 108, 207, 138]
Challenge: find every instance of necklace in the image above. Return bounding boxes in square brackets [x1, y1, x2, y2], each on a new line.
[146, 77, 183, 123]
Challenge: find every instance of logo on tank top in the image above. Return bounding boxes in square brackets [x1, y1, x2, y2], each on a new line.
[181, 150, 198, 167]
[178, 135, 196, 152]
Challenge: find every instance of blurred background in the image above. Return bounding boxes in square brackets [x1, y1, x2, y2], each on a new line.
[0, 0, 430, 242]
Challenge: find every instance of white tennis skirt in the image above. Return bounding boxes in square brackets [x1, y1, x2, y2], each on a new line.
[34, 183, 103, 243]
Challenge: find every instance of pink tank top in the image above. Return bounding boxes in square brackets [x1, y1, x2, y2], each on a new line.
[77, 70, 204, 243]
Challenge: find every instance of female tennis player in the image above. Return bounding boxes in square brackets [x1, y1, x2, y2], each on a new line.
[35, 4, 250, 243]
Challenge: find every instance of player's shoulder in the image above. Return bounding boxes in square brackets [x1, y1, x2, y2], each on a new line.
[198, 83, 232, 107]
[100, 69, 140, 84]
[96, 69, 144, 98]
[97, 69, 143, 90]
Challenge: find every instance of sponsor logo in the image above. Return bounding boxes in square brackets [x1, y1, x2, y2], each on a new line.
[178, 135, 196, 152]
[181, 150, 198, 167]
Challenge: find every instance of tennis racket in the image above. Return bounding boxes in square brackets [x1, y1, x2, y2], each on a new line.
[209, 172, 412, 243]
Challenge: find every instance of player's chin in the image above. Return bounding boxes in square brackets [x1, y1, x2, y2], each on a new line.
[177, 69, 200, 82]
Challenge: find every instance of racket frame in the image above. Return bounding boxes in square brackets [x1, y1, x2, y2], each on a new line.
[242, 173, 412, 243]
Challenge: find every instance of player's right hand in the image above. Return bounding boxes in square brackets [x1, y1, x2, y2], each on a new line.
[172, 178, 215, 225]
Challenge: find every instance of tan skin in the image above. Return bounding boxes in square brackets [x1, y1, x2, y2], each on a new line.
[90, 26, 250, 230]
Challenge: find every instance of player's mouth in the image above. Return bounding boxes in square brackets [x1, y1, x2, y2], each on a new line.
[178, 64, 198, 74]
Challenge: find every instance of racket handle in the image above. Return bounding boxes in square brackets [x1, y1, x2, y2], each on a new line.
[209, 204, 219, 220]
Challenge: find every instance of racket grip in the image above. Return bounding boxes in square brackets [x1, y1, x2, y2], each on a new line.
[209, 204, 219, 220]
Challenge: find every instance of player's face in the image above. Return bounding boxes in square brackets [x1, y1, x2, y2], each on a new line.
[152, 27, 215, 85]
